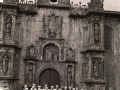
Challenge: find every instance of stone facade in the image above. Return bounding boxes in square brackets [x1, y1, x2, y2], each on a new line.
[0, 0, 120, 90]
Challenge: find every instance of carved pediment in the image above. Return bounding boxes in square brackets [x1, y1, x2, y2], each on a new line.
[43, 13, 63, 39]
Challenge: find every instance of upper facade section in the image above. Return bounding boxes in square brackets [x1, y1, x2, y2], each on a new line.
[37, 0, 71, 8]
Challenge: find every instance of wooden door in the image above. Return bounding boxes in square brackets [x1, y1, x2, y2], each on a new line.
[39, 68, 60, 88]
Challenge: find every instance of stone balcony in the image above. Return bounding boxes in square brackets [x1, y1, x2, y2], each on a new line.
[70, 2, 89, 16]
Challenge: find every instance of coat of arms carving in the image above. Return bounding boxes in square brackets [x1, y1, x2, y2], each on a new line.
[43, 13, 63, 39]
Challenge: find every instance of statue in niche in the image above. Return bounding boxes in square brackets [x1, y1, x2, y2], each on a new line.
[5, 15, 12, 39]
[1, 53, 10, 75]
[66, 47, 74, 61]
[93, 59, 99, 79]
[45, 47, 52, 60]
[94, 22, 100, 44]
[26, 45, 35, 56]
[28, 63, 34, 83]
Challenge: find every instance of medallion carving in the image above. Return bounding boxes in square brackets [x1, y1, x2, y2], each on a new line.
[43, 13, 63, 39]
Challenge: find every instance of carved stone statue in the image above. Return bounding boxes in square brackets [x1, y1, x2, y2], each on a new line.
[5, 15, 12, 39]
[1, 53, 10, 75]
[28, 63, 35, 83]
[26, 45, 35, 56]
[93, 59, 99, 79]
[66, 47, 74, 61]
[45, 47, 52, 60]
[94, 22, 100, 44]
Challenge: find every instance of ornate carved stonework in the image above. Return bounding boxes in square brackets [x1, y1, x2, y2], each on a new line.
[91, 85, 102, 90]
[87, 0, 104, 11]
[28, 63, 35, 83]
[91, 57, 103, 80]
[67, 65, 72, 87]
[43, 13, 63, 39]
[94, 22, 100, 45]
[26, 45, 36, 57]
[24, 60, 36, 84]
[87, 15, 104, 47]
[105, 82, 115, 90]
[0, 53, 11, 76]
[4, 14, 12, 39]
[65, 47, 75, 61]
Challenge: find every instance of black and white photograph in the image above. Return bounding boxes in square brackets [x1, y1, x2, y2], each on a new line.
[0, 0, 119, 90]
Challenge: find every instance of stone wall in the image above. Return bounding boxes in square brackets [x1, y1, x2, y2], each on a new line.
[104, 17, 120, 90]
[18, 7, 84, 88]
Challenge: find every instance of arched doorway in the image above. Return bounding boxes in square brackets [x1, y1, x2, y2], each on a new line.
[43, 43, 60, 61]
[39, 68, 60, 88]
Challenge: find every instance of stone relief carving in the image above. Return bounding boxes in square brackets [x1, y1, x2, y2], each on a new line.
[43, 13, 63, 39]
[28, 63, 35, 83]
[91, 85, 102, 90]
[0, 53, 11, 75]
[91, 57, 103, 80]
[88, 0, 104, 11]
[105, 82, 115, 90]
[67, 65, 72, 87]
[26, 45, 36, 57]
[4, 14, 12, 39]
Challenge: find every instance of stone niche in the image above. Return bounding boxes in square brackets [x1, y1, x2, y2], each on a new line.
[81, 50, 106, 90]
[0, 45, 21, 90]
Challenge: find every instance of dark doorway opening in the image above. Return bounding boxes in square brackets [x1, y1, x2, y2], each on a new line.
[39, 68, 60, 88]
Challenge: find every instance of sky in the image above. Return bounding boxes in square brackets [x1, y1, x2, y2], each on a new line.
[0, 0, 120, 11]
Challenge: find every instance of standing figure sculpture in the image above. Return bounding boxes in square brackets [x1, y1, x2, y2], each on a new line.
[94, 22, 100, 44]
[93, 60, 99, 79]
[5, 15, 12, 39]
[45, 47, 52, 60]
[1, 53, 10, 75]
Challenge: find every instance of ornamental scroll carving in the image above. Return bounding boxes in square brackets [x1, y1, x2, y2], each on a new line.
[4, 14, 12, 39]
[43, 13, 63, 39]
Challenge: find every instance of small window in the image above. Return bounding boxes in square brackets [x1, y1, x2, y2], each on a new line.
[49, 0, 58, 4]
